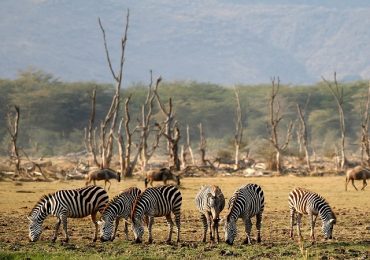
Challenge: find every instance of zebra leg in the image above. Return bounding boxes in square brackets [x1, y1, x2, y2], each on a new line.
[243, 217, 252, 245]
[147, 216, 154, 243]
[362, 179, 367, 190]
[256, 212, 262, 243]
[52, 217, 62, 242]
[290, 209, 295, 239]
[61, 215, 69, 242]
[200, 214, 208, 242]
[296, 213, 303, 241]
[174, 211, 181, 243]
[351, 179, 358, 191]
[310, 214, 317, 242]
[165, 214, 174, 243]
[112, 218, 120, 241]
[124, 221, 129, 240]
[91, 212, 98, 242]
[206, 212, 214, 242]
[213, 218, 220, 243]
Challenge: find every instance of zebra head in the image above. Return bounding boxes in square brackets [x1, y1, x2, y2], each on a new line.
[98, 217, 114, 242]
[28, 216, 42, 242]
[131, 218, 144, 243]
[224, 216, 237, 245]
[322, 218, 336, 239]
[207, 193, 220, 221]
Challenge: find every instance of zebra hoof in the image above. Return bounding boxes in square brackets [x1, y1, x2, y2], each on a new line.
[242, 239, 251, 245]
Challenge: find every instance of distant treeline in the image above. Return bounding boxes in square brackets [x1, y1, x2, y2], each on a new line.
[0, 69, 368, 159]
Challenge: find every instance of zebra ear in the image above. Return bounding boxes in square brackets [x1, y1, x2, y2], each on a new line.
[97, 220, 104, 226]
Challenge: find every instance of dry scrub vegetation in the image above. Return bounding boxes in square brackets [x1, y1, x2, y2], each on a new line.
[0, 176, 369, 259]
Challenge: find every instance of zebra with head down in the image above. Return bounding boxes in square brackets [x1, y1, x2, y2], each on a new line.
[28, 186, 109, 242]
[289, 187, 336, 242]
[131, 185, 182, 244]
[224, 183, 265, 245]
[99, 187, 141, 242]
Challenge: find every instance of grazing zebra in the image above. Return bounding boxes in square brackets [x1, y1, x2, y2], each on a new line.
[195, 185, 225, 243]
[224, 183, 264, 245]
[131, 185, 182, 243]
[99, 187, 141, 242]
[289, 187, 336, 241]
[28, 186, 109, 242]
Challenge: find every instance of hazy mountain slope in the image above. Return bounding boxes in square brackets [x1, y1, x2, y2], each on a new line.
[1, 0, 370, 84]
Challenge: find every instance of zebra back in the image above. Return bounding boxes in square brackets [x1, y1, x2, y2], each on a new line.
[102, 187, 141, 219]
[227, 183, 264, 221]
[289, 187, 336, 222]
[131, 185, 182, 223]
[29, 185, 109, 220]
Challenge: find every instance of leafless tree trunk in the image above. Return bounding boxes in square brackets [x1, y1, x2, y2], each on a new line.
[199, 123, 207, 166]
[7, 105, 21, 174]
[181, 125, 195, 168]
[139, 72, 163, 170]
[154, 86, 181, 169]
[322, 72, 347, 170]
[85, 10, 129, 177]
[360, 81, 370, 166]
[267, 77, 294, 173]
[296, 100, 312, 171]
[233, 88, 244, 170]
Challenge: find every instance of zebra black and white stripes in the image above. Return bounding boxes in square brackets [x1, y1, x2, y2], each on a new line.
[289, 187, 336, 241]
[195, 185, 225, 243]
[131, 185, 182, 243]
[28, 185, 109, 242]
[99, 187, 141, 242]
[224, 183, 265, 245]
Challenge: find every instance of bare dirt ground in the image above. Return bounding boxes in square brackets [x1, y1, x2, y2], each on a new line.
[0, 175, 369, 259]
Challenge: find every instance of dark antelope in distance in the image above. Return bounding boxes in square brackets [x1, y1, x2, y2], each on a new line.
[345, 165, 370, 191]
[85, 168, 120, 191]
[144, 168, 180, 188]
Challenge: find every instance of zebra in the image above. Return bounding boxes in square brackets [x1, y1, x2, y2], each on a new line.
[98, 187, 141, 242]
[28, 185, 109, 242]
[289, 187, 336, 241]
[131, 185, 182, 244]
[195, 185, 225, 243]
[224, 183, 264, 245]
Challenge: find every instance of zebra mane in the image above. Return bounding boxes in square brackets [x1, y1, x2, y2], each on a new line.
[29, 193, 52, 217]
[226, 190, 240, 221]
[130, 190, 146, 224]
[103, 187, 141, 213]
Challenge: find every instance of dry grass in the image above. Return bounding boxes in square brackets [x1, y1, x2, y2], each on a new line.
[0, 175, 369, 259]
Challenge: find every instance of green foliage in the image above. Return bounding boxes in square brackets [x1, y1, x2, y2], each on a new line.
[0, 69, 369, 157]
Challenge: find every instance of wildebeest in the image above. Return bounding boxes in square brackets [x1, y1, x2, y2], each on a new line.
[345, 165, 370, 191]
[85, 168, 120, 191]
[144, 168, 180, 188]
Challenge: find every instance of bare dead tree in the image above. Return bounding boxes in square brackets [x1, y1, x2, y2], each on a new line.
[267, 77, 294, 173]
[122, 95, 142, 177]
[139, 72, 164, 170]
[198, 123, 215, 169]
[85, 10, 129, 177]
[154, 85, 181, 169]
[84, 88, 99, 167]
[157, 121, 181, 170]
[360, 81, 370, 166]
[181, 125, 195, 168]
[233, 87, 244, 170]
[296, 96, 312, 171]
[7, 105, 21, 174]
[322, 72, 347, 170]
